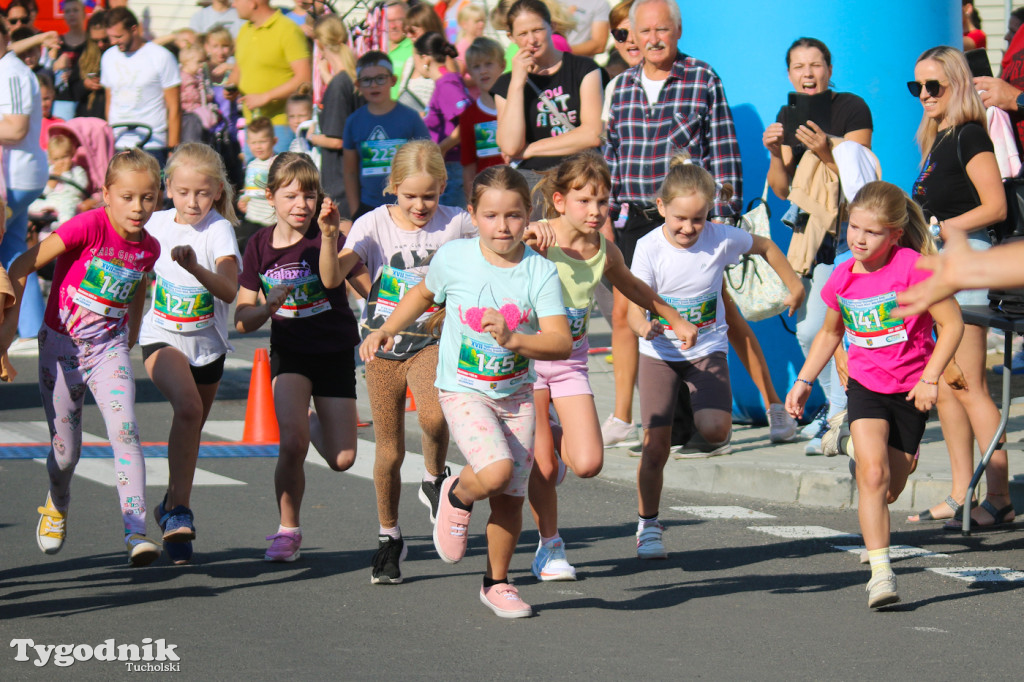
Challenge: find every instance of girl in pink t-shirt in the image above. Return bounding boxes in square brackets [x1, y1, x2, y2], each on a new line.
[785, 181, 964, 610]
[0, 149, 164, 567]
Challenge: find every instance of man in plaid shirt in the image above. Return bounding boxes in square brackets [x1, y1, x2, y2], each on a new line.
[598, 0, 744, 449]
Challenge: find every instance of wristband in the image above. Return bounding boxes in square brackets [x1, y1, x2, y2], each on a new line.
[919, 378, 938, 385]
[796, 378, 813, 387]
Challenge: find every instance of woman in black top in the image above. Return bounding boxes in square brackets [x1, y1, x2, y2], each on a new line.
[492, 0, 603, 181]
[906, 45, 1012, 529]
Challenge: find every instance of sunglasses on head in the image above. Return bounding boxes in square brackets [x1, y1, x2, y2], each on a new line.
[611, 27, 629, 43]
[358, 74, 391, 87]
[907, 80, 945, 98]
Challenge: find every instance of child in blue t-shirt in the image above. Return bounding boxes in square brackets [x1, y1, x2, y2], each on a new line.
[360, 166, 571, 619]
[342, 51, 429, 220]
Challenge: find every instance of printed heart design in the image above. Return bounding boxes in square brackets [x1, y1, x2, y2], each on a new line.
[499, 303, 528, 331]
[459, 306, 487, 333]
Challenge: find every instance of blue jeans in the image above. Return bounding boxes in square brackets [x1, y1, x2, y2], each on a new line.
[1, 187, 47, 338]
[796, 261, 842, 413]
[441, 161, 465, 208]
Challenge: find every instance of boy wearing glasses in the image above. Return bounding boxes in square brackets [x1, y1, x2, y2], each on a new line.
[343, 51, 429, 220]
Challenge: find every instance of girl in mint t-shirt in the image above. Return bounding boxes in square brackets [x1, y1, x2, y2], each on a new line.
[360, 166, 571, 619]
[138, 143, 243, 566]
[0, 149, 164, 567]
[786, 181, 964, 610]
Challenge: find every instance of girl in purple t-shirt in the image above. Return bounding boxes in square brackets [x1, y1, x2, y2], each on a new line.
[0, 149, 164, 567]
[785, 181, 964, 610]
[413, 32, 472, 208]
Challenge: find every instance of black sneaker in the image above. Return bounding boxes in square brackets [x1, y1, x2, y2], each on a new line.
[417, 466, 450, 524]
[371, 535, 408, 585]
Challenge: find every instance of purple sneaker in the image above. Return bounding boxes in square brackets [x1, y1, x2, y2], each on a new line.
[264, 530, 302, 562]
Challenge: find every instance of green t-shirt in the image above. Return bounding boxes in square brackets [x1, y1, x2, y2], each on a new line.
[389, 39, 414, 99]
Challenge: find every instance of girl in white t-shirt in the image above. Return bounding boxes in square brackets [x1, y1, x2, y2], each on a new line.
[138, 143, 242, 565]
[320, 140, 477, 584]
[627, 155, 804, 560]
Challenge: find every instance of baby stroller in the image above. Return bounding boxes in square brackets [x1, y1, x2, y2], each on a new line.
[27, 118, 116, 281]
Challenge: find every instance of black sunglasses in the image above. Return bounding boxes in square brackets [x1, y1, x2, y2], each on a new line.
[907, 80, 946, 98]
[611, 27, 629, 43]
[8, 17, 28, 25]
[358, 74, 390, 87]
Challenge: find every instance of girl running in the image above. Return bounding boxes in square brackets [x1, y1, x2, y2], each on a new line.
[360, 166, 572, 618]
[786, 181, 963, 609]
[526, 150, 697, 581]
[0, 149, 164, 566]
[234, 152, 370, 563]
[321, 140, 477, 584]
[138, 143, 242, 565]
[628, 155, 804, 560]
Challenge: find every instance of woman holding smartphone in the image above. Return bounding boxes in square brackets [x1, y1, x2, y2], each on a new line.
[905, 46, 1013, 530]
[761, 37, 874, 454]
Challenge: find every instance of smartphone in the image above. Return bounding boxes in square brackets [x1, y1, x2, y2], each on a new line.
[224, 83, 238, 92]
[965, 49, 993, 78]
[87, 72, 98, 79]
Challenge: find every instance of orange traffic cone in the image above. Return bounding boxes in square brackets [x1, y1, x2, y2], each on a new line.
[405, 386, 417, 412]
[242, 348, 279, 444]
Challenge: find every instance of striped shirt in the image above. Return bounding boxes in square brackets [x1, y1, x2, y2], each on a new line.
[604, 54, 742, 218]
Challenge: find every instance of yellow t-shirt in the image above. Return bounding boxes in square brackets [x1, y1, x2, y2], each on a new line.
[235, 10, 310, 125]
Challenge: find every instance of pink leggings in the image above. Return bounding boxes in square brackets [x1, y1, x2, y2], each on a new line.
[38, 325, 147, 535]
[438, 388, 535, 497]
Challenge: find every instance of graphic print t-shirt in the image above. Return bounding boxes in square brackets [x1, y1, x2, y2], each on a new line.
[238, 225, 361, 353]
[345, 204, 477, 360]
[491, 52, 602, 171]
[425, 238, 565, 398]
[45, 208, 160, 340]
[342, 103, 430, 208]
[912, 122, 993, 223]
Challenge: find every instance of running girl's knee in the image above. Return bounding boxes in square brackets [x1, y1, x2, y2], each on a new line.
[278, 430, 311, 461]
[474, 459, 515, 496]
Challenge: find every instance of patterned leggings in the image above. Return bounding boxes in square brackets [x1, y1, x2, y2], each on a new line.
[364, 344, 449, 528]
[38, 325, 147, 535]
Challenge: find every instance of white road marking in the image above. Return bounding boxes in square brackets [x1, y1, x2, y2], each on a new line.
[31, 457, 246, 488]
[832, 544, 949, 560]
[671, 505, 776, 520]
[927, 567, 1024, 583]
[748, 525, 859, 540]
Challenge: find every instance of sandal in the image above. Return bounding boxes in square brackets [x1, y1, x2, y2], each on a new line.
[908, 495, 963, 523]
[943, 500, 1016, 531]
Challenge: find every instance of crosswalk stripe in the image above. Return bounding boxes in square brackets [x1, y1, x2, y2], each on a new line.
[927, 567, 1024, 583]
[671, 505, 776, 520]
[748, 525, 859, 540]
[31, 457, 246, 488]
[832, 544, 948, 560]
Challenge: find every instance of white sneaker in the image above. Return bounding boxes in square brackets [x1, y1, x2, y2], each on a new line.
[820, 410, 848, 457]
[601, 415, 641, 448]
[531, 538, 577, 581]
[767, 403, 798, 442]
[636, 523, 667, 559]
[125, 533, 161, 567]
[8, 336, 38, 357]
[804, 437, 823, 456]
[866, 571, 899, 609]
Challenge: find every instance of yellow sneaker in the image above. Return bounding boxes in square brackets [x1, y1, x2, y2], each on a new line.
[36, 493, 67, 555]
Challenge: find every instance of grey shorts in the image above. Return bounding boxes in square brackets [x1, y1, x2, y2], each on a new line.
[637, 351, 732, 430]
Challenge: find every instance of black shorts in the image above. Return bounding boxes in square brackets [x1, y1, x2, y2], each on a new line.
[846, 377, 928, 454]
[613, 204, 662, 268]
[140, 343, 226, 385]
[270, 346, 357, 399]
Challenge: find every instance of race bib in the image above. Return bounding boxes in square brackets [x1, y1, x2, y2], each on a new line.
[72, 257, 144, 318]
[839, 292, 908, 349]
[359, 138, 405, 177]
[456, 336, 529, 391]
[152, 276, 215, 332]
[566, 305, 590, 350]
[658, 292, 718, 338]
[376, 265, 438, 322]
[474, 120, 500, 158]
[259, 272, 331, 318]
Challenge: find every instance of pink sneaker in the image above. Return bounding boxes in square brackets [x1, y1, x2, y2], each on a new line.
[433, 476, 471, 563]
[264, 530, 301, 562]
[479, 582, 532, 618]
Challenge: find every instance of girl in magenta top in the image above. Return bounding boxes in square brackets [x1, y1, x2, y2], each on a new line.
[0, 149, 165, 567]
[414, 32, 472, 208]
[785, 181, 963, 610]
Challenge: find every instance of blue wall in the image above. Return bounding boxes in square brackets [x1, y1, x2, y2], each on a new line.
[674, 1, 961, 422]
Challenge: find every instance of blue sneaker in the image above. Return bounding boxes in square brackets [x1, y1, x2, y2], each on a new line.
[800, 403, 830, 441]
[165, 540, 193, 566]
[155, 495, 196, 543]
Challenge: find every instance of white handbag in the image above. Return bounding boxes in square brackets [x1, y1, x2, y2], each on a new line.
[724, 181, 789, 322]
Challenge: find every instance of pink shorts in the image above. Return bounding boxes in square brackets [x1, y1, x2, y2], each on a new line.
[533, 345, 593, 399]
[438, 387, 535, 497]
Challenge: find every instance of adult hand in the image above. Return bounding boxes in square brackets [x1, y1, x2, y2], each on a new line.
[83, 76, 102, 91]
[974, 76, 1022, 112]
[794, 120, 830, 160]
[894, 228, 970, 319]
[510, 47, 536, 84]
[240, 92, 271, 111]
[762, 122, 785, 157]
[318, 197, 341, 240]
[171, 245, 199, 274]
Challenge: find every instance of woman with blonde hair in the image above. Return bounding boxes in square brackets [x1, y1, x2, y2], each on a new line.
[905, 45, 1013, 529]
[309, 14, 364, 211]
